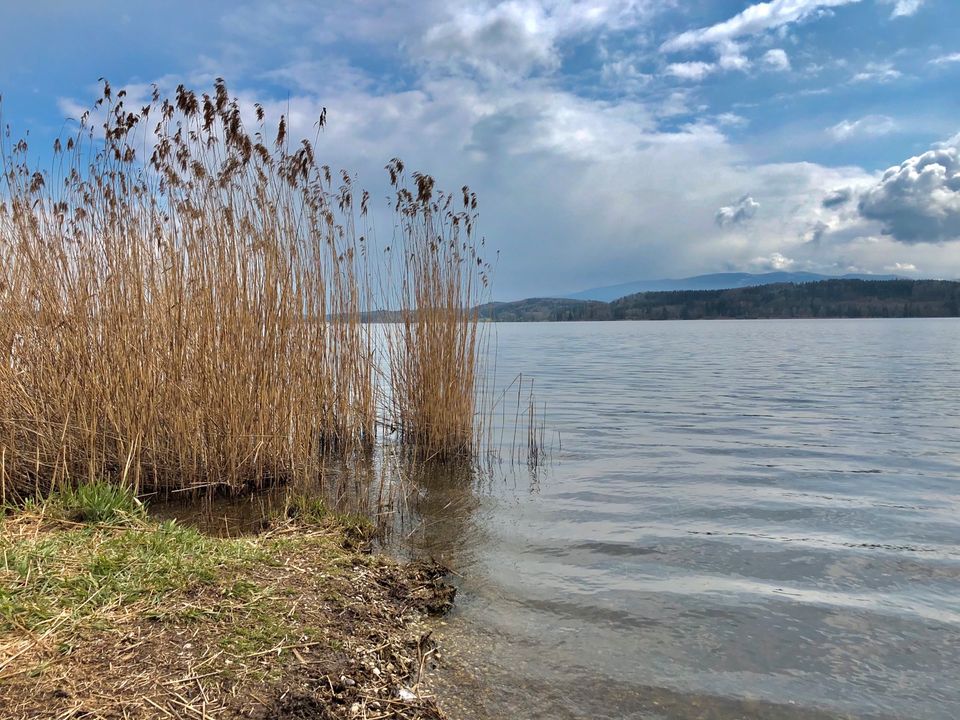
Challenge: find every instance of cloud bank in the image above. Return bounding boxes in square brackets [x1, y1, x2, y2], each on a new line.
[13, 0, 960, 297]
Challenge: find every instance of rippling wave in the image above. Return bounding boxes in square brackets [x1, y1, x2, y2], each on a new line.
[412, 319, 960, 720]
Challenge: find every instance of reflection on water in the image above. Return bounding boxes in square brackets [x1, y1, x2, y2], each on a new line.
[405, 320, 960, 720]
[151, 457, 394, 536]
[392, 460, 485, 557]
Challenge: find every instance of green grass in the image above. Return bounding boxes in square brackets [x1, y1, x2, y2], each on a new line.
[0, 488, 382, 693]
[280, 493, 376, 544]
[0, 488, 447, 719]
[57, 482, 146, 524]
[0, 515, 270, 634]
[282, 494, 330, 524]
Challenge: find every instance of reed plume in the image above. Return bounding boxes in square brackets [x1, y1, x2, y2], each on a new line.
[0, 80, 379, 499]
[0, 80, 496, 501]
[383, 160, 492, 461]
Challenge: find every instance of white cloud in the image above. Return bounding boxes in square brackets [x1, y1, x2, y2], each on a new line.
[220, 1, 657, 82]
[762, 48, 792, 71]
[886, 262, 918, 272]
[937, 132, 960, 150]
[851, 61, 902, 83]
[656, 90, 693, 118]
[56, 97, 88, 120]
[930, 52, 960, 65]
[260, 58, 375, 95]
[660, 0, 861, 52]
[828, 115, 897, 141]
[662, 40, 751, 82]
[857, 141, 960, 243]
[415, 0, 653, 77]
[878, 0, 925, 18]
[418, 3, 559, 76]
[750, 252, 795, 270]
[716, 112, 749, 127]
[717, 40, 750, 71]
[601, 58, 652, 90]
[665, 61, 716, 81]
[267, 72, 884, 295]
[716, 195, 760, 225]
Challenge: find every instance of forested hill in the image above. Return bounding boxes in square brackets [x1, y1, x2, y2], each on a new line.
[480, 280, 960, 321]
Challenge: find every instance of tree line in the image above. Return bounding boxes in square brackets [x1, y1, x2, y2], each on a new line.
[480, 280, 960, 321]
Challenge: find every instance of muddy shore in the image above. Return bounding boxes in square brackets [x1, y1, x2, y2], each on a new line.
[0, 507, 457, 719]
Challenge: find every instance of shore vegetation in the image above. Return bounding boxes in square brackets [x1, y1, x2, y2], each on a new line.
[0, 79, 491, 503]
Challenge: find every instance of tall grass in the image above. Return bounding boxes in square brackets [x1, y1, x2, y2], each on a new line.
[0, 80, 487, 501]
[383, 160, 492, 461]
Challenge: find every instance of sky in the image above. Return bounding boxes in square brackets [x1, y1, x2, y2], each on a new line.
[2, 0, 959, 299]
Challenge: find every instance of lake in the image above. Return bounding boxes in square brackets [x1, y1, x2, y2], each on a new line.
[406, 319, 960, 720]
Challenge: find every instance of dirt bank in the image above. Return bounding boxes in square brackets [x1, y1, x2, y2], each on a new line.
[0, 506, 456, 719]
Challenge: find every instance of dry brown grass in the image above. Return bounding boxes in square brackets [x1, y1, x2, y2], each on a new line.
[383, 161, 491, 462]
[0, 80, 489, 500]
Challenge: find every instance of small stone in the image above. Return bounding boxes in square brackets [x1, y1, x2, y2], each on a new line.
[350, 702, 360, 716]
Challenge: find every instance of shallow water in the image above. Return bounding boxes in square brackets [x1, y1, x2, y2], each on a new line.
[404, 320, 960, 720]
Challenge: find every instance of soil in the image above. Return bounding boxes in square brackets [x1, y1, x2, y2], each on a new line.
[0, 517, 458, 719]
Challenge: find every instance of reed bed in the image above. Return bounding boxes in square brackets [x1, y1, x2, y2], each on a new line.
[383, 160, 492, 462]
[0, 80, 488, 502]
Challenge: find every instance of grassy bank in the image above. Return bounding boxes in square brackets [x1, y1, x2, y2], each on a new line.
[0, 488, 454, 719]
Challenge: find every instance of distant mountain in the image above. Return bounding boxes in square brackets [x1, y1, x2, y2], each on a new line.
[567, 272, 901, 302]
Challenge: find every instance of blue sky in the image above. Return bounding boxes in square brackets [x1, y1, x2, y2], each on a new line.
[2, 0, 959, 298]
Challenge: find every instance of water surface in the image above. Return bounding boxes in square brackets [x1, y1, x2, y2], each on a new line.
[408, 320, 960, 720]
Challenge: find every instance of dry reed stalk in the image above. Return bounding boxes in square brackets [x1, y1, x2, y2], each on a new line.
[381, 160, 492, 462]
[0, 80, 496, 502]
[0, 80, 386, 500]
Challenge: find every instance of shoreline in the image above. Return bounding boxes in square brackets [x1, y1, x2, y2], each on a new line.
[0, 499, 457, 719]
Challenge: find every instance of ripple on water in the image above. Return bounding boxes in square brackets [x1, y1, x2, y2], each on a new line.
[409, 320, 960, 720]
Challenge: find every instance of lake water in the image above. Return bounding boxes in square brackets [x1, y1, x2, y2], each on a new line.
[405, 320, 960, 720]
